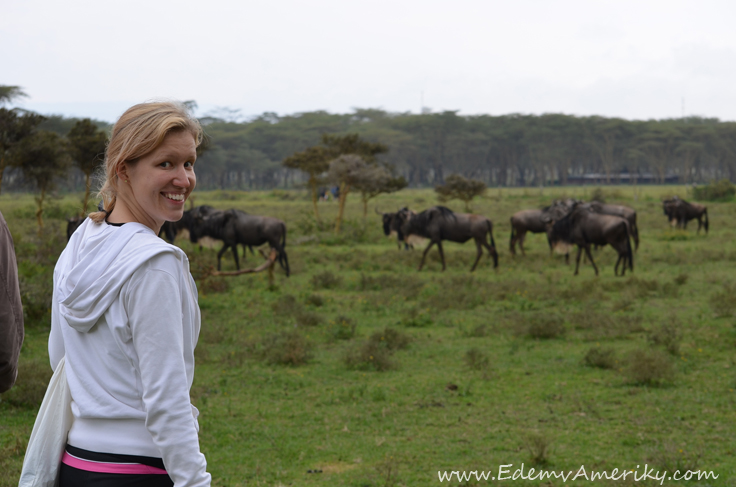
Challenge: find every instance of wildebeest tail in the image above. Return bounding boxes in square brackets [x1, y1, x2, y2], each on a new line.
[278, 222, 290, 277]
[626, 230, 634, 272]
[487, 220, 499, 268]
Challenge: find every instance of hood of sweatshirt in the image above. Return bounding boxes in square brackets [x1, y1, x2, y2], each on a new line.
[56, 218, 178, 333]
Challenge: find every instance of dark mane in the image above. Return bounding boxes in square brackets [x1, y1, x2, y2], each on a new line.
[411, 206, 455, 230]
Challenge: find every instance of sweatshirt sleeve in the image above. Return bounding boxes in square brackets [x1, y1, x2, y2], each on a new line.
[0, 212, 24, 393]
[126, 255, 210, 487]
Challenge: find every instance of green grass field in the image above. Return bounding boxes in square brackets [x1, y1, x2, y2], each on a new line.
[1, 186, 735, 486]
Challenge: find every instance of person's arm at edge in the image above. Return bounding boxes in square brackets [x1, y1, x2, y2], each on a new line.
[0, 211, 24, 393]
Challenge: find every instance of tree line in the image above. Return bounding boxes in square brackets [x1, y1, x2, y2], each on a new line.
[4, 86, 736, 208]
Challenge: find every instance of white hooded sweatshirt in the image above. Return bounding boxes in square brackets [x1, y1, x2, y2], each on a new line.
[49, 218, 210, 486]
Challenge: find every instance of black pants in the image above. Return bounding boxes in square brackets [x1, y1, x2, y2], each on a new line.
[59, 446, 173, 487]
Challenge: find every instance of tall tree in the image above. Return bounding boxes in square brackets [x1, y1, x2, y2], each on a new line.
[282, 146, 330, 218]
[10, 131, 71, 233]
[435, 174, 486, 211]
[327, 155, 368, 233]
[67, 119, 108, 214]
[0, 85, 28, 106]
[352, 164, 407, 218]
[0, 108, 46, 194]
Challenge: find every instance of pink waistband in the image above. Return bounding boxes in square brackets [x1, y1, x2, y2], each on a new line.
[61, 451, 168, 475]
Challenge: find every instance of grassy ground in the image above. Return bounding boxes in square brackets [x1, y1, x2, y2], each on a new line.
[1, 185, 735, 486]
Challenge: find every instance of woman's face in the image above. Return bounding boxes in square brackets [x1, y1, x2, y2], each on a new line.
[122, 130, 197, 230]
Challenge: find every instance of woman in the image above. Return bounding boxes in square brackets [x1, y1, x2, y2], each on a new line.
[49, 101, 211, 486]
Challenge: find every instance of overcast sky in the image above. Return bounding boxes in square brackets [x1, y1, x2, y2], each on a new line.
[3, 0, 736, 123]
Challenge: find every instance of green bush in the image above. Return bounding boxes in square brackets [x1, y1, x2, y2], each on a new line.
[692, 179, 735, 201]
[260, 331, 313, 366]
[327, 316, 356, 340]
[624, 349, 675, 386]
[583, 346, 617, 369]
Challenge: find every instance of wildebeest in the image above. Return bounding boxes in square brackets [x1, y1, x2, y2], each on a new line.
[396, 206, 498, 272]
[663, 196, 708, 234]
[509, 199, 576, 255]
[377, 207, 416, 250]
[589, 201, 639, 250]
[66, 216, 85, 241]
[159, 205, 213, 243]
[548, 203, 633, 276]
[189, 208, 290, 276]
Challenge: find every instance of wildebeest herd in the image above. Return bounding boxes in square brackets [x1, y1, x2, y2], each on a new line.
[66, 194, 707, 278]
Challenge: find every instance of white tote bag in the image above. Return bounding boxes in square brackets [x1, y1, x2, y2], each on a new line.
[18, 356, 73, 487]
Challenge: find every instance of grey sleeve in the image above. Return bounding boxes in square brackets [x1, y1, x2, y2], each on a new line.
[0, 211, 24, 394]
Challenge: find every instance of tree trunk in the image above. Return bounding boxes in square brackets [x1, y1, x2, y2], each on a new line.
[334, 183, 350, 234]
[309, 174, 319, 219]
[36, 189, 46, 235]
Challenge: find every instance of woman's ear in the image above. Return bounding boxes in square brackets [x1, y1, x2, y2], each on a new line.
[117, 163, 130, 184]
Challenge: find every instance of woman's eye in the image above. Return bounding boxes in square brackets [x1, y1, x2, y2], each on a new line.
[160, 161, 172, 168]
[184, 161, 194, 168]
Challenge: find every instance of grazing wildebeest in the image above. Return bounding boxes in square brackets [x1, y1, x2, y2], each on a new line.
[396, 206, 498, 272]
[66, 216, 85, 241]
[548, 203, 633, 276]
[663, 197, 708, 234]
[189, 208, 289, 276]
[376, 207, 415, 250]
[589, 201, 640, 250]
[509, 199, 576, 255]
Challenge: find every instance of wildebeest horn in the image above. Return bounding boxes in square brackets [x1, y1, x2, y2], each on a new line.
[375, 206, 383, 215]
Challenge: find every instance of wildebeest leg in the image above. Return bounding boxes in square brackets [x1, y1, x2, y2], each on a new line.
[614, 254, 622, 276]
[481, 239, 499, 269]
[418, 241, 435, 271]
[583, 245, 598, 276]
[232, 244, 241, 270]
[518, 231, 527, 256]
[574, 246, 583, 275]
[216, 244, 231, 271]
[696, 217, 702, 234]
[471, 239, 483, 272]
[437, 240, 446, 271]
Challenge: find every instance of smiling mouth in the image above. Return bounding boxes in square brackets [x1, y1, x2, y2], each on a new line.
[163, 193, 185, 202]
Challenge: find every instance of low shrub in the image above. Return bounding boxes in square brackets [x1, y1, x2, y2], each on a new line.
[522, 430, 553, 466]
[648, 322, 681, 355]
[709, 282, 736, 318]
[370, 327, 411, 351]
[343, 327, 410, 371]
[327, 316, 357, 340]
[624, 349, 675, 386]
[305, 293, 325, 307]
[583, 346, 617, 369]
[260, 331, 313, 366]
[294, 309, 324, 327]
[464, 347, 490, 371]
[272, 294, 301, 316]
[400, 307, 434, 328]
[527, 314, 565, 339]
[343, 338, 396, 372]
[311, 271, 342, 290]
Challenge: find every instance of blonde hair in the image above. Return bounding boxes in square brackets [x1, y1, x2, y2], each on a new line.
[89, 101, 203, 223]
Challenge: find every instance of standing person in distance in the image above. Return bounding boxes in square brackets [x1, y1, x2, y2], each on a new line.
[48, 101, 211, 486]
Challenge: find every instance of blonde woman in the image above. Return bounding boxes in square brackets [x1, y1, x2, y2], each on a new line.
[48, 101, 211, 486]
